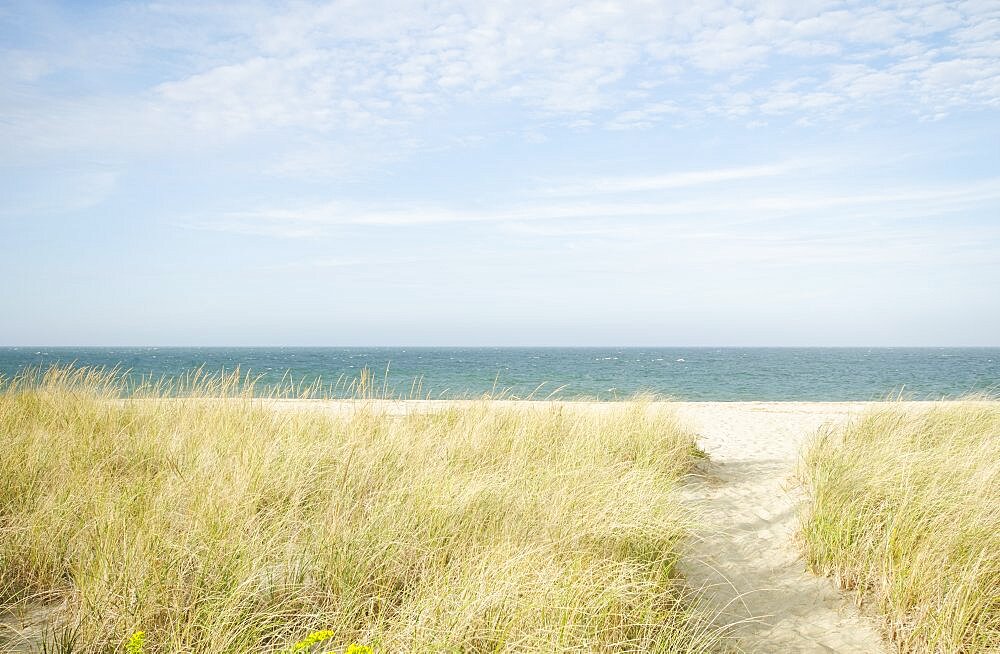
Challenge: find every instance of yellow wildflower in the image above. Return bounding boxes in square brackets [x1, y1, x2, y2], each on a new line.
[125, 631, 145, 654]
[282, 629, 372, 654]
[286, 630, 336, 653]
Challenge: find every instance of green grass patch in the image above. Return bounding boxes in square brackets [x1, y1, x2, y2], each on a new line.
[801, 402, 1000, 653]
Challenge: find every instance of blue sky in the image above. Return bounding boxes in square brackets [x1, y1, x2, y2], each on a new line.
[1, 0, 998, 346]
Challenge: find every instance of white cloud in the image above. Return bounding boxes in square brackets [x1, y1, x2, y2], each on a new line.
[2, 2, 999, 346]
[605, 100, 680, 130]
[4, 0, 999, 164]
[188, 174, 1000, 238]
[540, 163, 796, 195]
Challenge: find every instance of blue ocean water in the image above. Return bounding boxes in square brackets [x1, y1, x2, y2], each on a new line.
[0, 347, 997, 401]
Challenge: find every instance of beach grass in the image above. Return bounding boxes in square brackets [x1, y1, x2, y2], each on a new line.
[0, 367, 723, 653]
[800, 402, 1000, 653]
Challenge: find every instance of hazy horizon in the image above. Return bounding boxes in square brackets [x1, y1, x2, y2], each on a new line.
[3, 344, 998, 349]
[2, 1, 998, 346]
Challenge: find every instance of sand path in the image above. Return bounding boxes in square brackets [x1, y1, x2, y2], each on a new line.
[270, 398, 894, 651]
[673, 402, 885, 653]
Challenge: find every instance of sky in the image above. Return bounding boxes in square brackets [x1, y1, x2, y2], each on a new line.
[1, 0, 998, 346]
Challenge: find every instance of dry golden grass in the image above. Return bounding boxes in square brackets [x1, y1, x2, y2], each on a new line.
[800, 402, 1000, 653]
[0, 367, 723, 653]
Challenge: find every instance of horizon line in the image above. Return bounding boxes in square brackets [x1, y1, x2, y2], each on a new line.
[3, 344, 999, 349]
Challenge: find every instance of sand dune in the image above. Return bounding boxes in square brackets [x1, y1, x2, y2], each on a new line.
[266, 399, 998, 652]
[98, 397, 993, 652]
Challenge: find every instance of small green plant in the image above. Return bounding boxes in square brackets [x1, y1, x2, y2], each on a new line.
[282, 630, 371, 654]
[37, 622, 81, 654]
[125, 631, 144, 654]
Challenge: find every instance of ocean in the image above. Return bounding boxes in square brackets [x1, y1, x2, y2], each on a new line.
[0, 347, 997, 401]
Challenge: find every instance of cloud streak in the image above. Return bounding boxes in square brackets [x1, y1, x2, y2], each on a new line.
[539, 162, 799, 195]
[190, 175, 1000, 237]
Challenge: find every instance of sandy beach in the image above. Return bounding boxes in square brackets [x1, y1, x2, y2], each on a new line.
[5, 396, 995, 652]
[259, 399, 996, 653]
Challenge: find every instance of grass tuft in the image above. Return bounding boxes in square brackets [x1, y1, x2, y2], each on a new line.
[0, 367, 722, 653]
[800, 402, 1000, 653]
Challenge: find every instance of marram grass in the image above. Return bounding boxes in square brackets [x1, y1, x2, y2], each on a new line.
[800, 402, 1000, 653]
[120, 628, 369, 654]
[0, 367, 723, 653]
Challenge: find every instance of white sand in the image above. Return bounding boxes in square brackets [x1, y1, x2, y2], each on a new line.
[672, 402, 885, 653]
